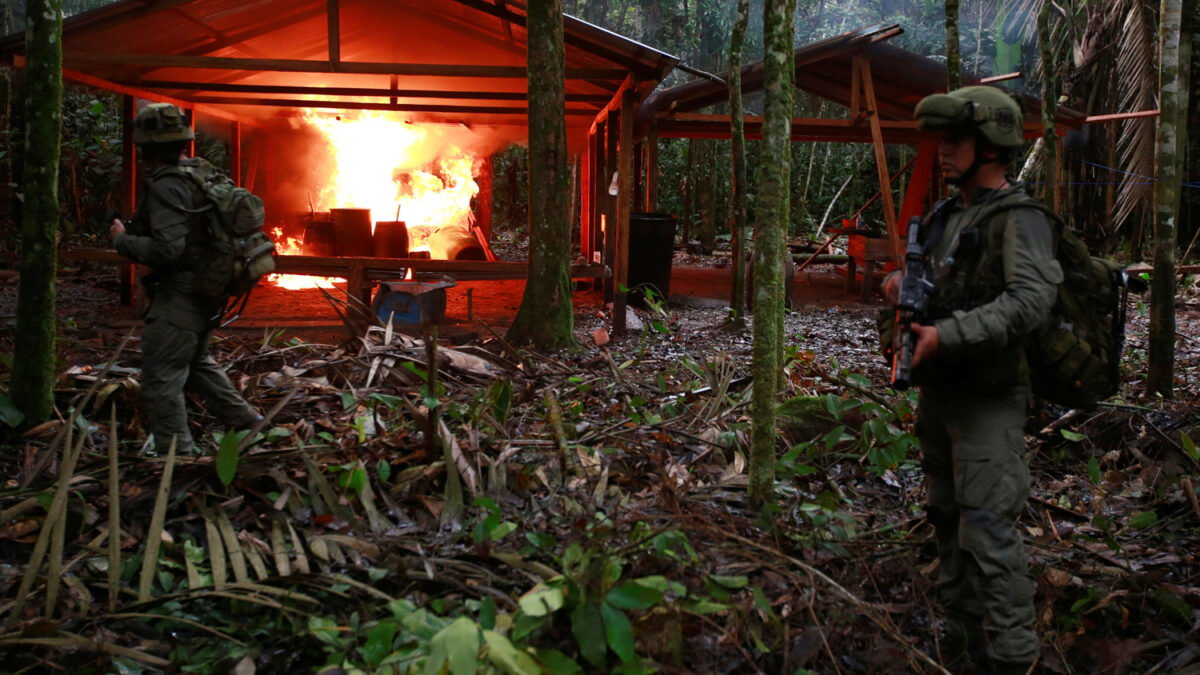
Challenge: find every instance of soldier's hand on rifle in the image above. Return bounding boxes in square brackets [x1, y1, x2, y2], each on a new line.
[110, 218, 126, 241]
[883, 271, 903, 306]
[908, 323, 939, 368]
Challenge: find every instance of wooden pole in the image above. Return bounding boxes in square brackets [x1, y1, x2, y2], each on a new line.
[646, 127, 658, 212]
[613, 89, 635, 334]
[120, 95, 136, 307]
[856, 56, 901, 267]
[581, 129, 594, 266]
[229, 120, 241, 185]
[327, 0, 340, 68]
[604, 109, 618, 302]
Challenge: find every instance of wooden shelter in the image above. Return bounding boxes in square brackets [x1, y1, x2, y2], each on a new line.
[0, 0, 679, 328]
[630, 24, 1089, 286]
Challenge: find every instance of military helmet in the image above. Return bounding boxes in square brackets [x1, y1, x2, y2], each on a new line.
[133, 103, 194, 145]
[913, 86, 1024, 148]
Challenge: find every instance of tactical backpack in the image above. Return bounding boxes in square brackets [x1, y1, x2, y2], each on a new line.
[156, 158, 275, 324]
[974, 199, 1142, 409]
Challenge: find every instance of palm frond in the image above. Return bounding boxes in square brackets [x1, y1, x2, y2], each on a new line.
[1111, 0, 1158, 234]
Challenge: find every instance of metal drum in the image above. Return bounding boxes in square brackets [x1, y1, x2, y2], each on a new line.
[331, 208, 373, 257]
[302, 218, 336, 257]
[373, 221, 409, 258]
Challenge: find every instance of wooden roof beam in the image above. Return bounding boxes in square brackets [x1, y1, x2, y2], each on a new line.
[131, 80, 610, 103]
[187, 95, 599, 116]
[62, 52, 627, 79]
[450, 0, 660, 77]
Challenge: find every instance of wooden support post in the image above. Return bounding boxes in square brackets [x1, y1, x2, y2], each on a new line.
[581, 128, 594, 268]
[229, 120, 242, 186]
[476, 155, 493, 240]
[613, 89, 635, 334]
[856, 56, 901, 267]
[603, 109, 618, 302]
[897, 138, 938, 235]
[632, 140, 644, 214]
[646, 128, 658, 212]
[186, 107, 195, 158]
[327, 0, 340, 68]
[346, 259, 370, 306]
[120, 95, 137, 307]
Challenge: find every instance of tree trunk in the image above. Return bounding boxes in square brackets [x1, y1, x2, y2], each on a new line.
[728, 0, 750, 327]
[1148, 0, 1184, 396]
[748, 0, 792, 509]
[945, 0, 961, 91]
[11, 0, 62, 425]
[505, 0, 575, 350]
[1038, 0, 1058, 209]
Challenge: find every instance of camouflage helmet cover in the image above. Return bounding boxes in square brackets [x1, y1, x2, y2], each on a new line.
[133, 103, 194, 145]
[913, 86, 1024, 148]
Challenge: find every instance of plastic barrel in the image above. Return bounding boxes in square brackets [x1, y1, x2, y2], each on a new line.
[373, 221, 409, 258]
[627, 212, 677, 306]
[332, 208, 373, 257]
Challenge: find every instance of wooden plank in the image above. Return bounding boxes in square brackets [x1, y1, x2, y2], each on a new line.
[857, 56, 902, 267]
[327, 0, 340, 68]
[613, 89, 635, 334]
[185, 96, 597, 116]
[132, 80, 610, 103]
[63, 52, 627, 80]
[61, 248, 610, 281]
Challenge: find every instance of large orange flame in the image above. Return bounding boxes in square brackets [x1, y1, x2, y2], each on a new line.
[268, 112, 483, 290]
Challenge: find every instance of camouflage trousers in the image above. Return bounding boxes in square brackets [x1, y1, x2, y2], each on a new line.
[917, 383, 1038, 669]
[141, 318, 258, 455]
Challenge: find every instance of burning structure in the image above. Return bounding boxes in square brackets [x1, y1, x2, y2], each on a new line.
[1, 0, 678, 322]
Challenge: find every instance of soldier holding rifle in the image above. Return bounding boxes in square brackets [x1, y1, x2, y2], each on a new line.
[881, 86, 1062, 674]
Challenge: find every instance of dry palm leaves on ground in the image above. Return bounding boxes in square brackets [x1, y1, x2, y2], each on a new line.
[0, 275, 1198, 674]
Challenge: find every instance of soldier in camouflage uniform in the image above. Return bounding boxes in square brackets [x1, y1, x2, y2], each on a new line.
[884, 87, 1062, 673]
[109, 103, 260, 455]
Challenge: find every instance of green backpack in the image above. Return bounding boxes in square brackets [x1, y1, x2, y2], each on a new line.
[157, 158, 276, 322]
[977, 199, 1143, 409]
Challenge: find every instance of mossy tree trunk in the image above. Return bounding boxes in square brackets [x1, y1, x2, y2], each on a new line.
[506, 0, 575, 350]
[1037, 0, 1058, 209]
[1149, 0, 1184, 396]
[11, 0, 62, 425]
[748, 0, 793, 509]
[945, 0, 961, 91]
[728, 0, 750, 327]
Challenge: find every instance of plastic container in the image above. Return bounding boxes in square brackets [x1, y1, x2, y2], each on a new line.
[627, 212, 677, 306]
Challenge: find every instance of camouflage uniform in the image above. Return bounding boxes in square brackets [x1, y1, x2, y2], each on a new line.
[114, 165, 258, 455]
[914, 182, 1062, 669]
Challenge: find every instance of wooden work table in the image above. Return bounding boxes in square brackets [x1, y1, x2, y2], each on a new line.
[64, 248, 610, 306]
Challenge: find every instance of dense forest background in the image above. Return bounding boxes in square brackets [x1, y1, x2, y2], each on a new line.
[0, 0, 1197, 260]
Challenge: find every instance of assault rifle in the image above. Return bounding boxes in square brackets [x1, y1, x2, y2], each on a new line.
[891, 216, 935, 390]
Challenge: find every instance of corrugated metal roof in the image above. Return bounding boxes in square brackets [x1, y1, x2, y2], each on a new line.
[1, 0, 679, 130]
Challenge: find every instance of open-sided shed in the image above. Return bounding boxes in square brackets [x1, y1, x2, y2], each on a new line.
[1, 0, 679, 325]
[628, 24, 1093, 280]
